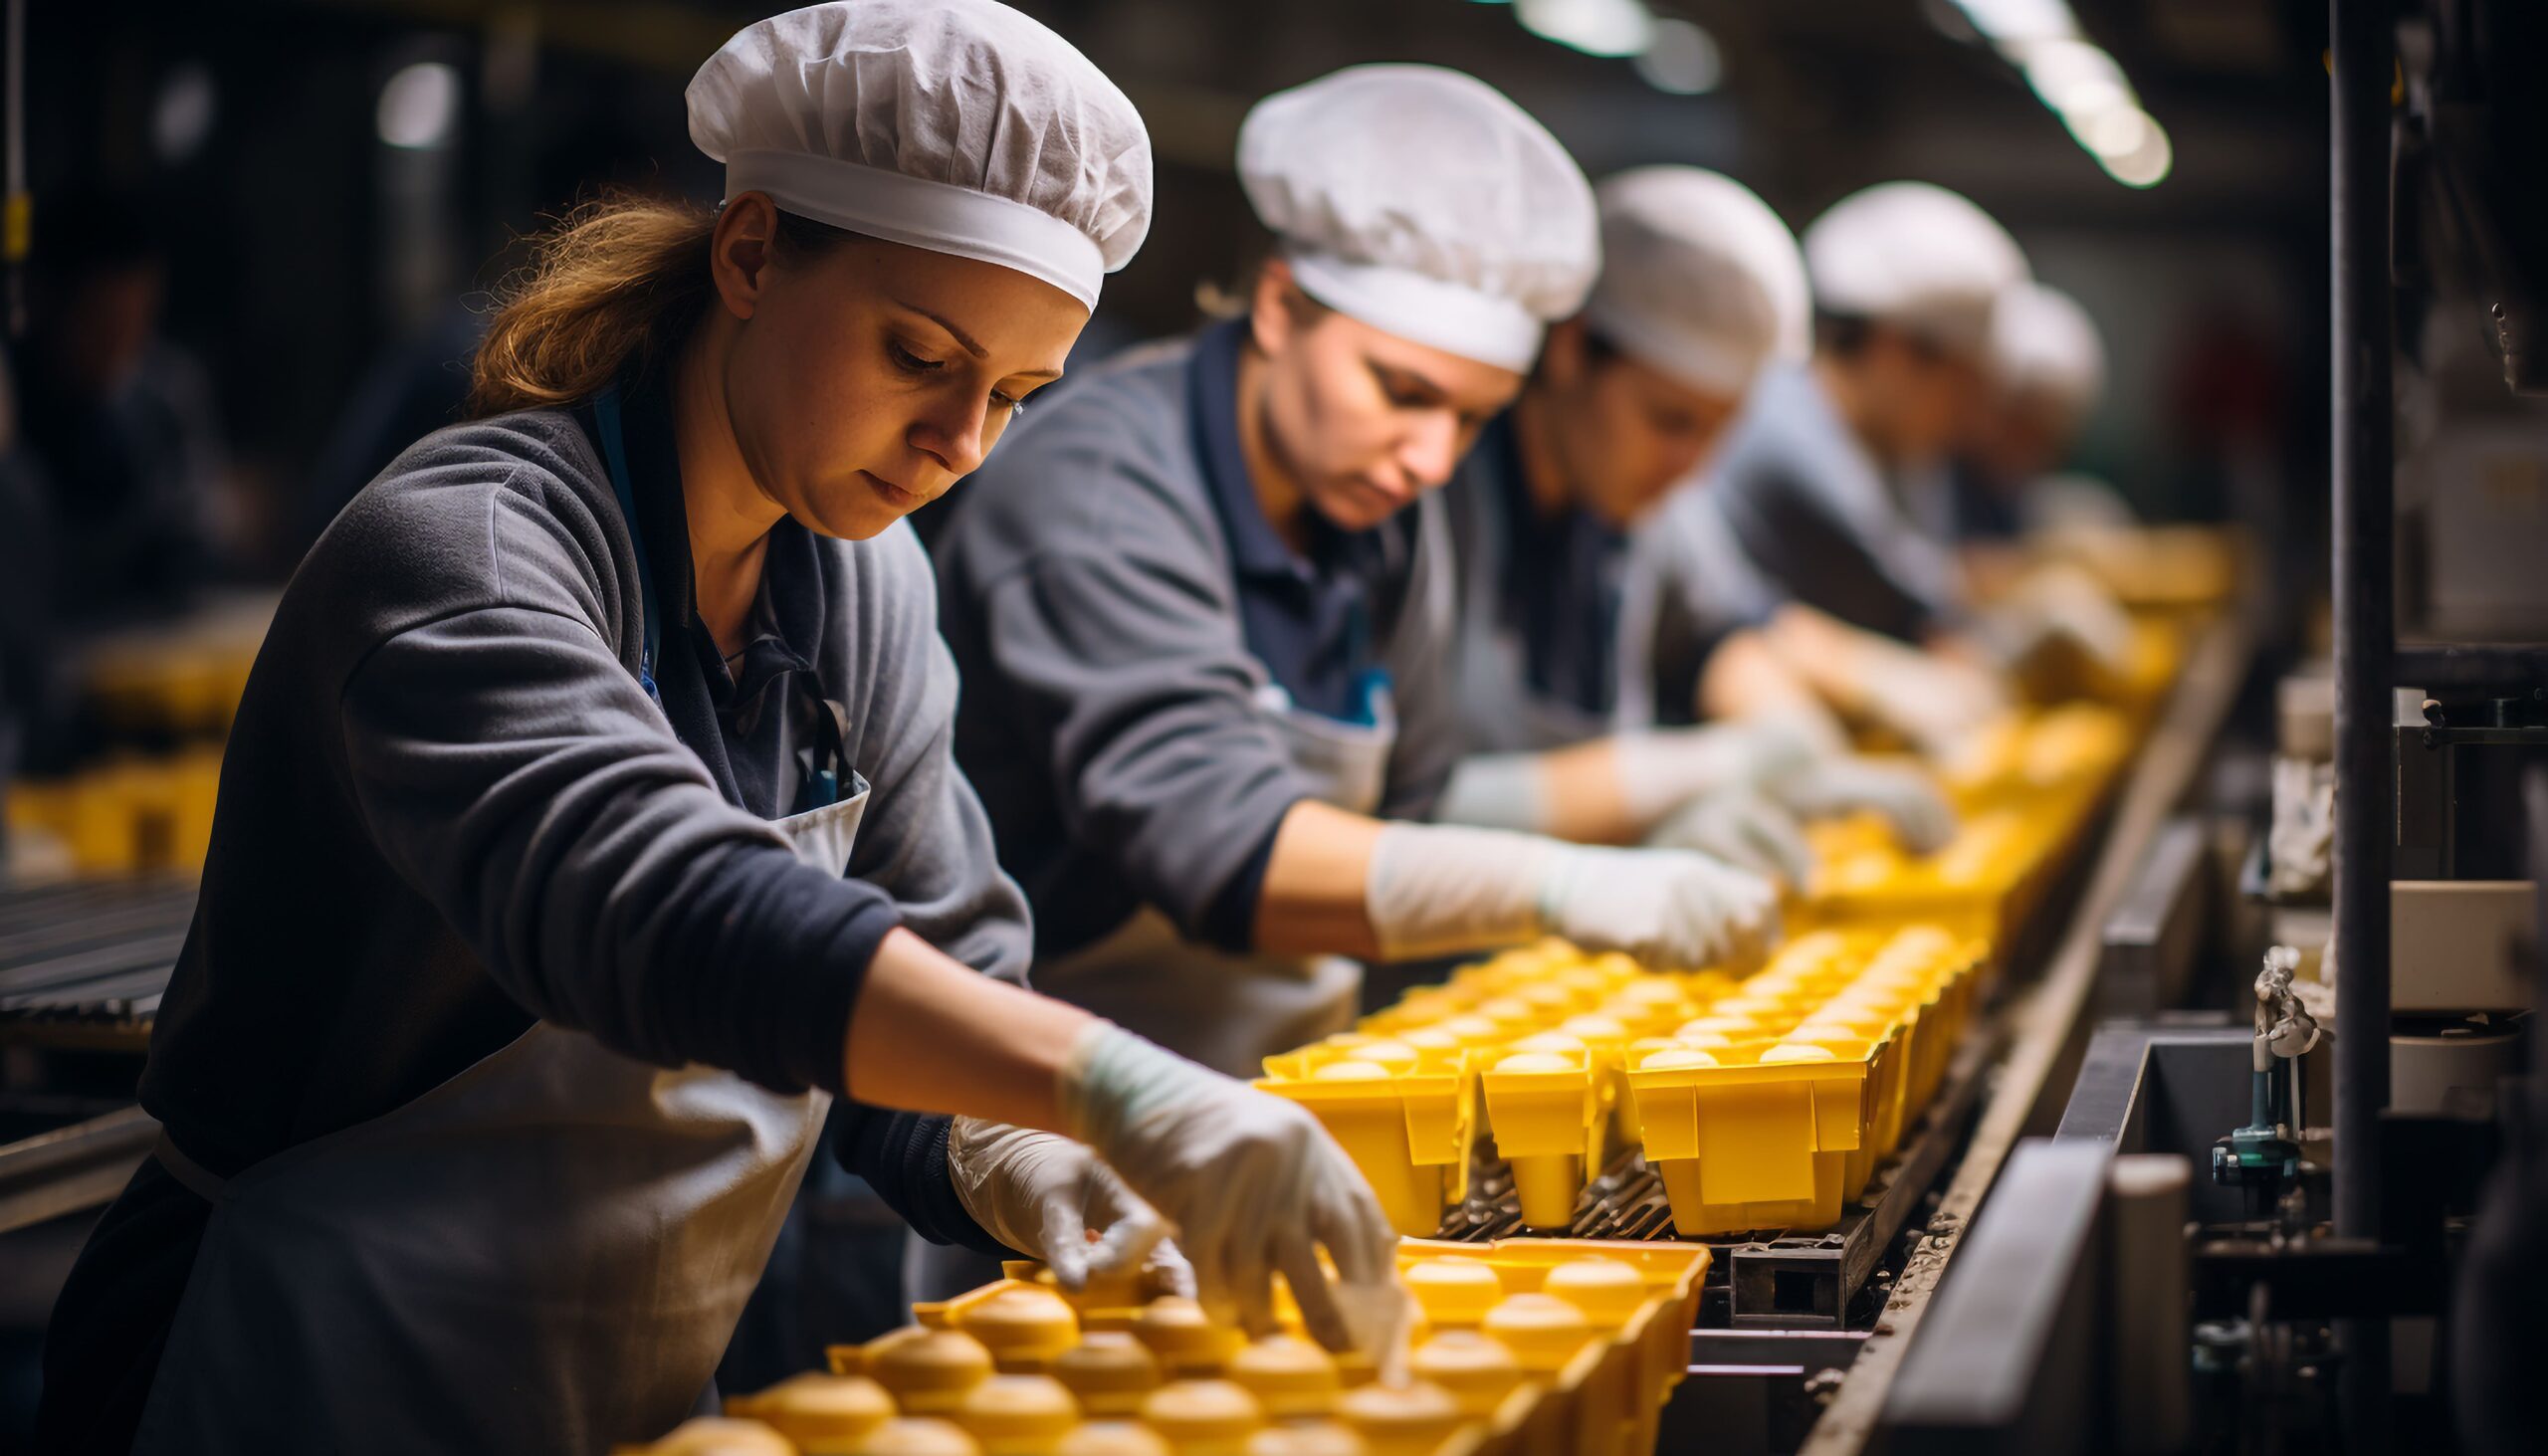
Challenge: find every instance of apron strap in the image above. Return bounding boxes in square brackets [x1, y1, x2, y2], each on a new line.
[152, 1132, 230, 1201]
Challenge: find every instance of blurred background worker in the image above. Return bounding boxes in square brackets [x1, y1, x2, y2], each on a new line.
[2, 186, 233, 633]
[1953, 280, 2134, 594]
[1429, 165, 1955, 884]
[0, 186, 239, 784]
[1626, 180, 2125, 755]
[33, 8, 1401, 1452]
[933, 65, 1780, 1102]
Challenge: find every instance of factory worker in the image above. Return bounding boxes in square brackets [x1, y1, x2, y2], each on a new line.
[1706, 180, 2024, 639]
[36, 8, 1396, 1454]
[933, 67, 1780, 1088]
[1954, 282, 2139, 595]
[1431, 167, 1955, 881]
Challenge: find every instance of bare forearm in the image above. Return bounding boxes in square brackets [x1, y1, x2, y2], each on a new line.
[1251, 799, 1386, 958]
[843, 927, 1097, 1132]
[1517, 741, 1637, 844]
[1697, 628, 1827, 725]
[1762, 604, 1875, 716]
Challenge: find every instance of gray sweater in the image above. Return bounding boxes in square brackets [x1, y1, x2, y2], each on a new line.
[935, 330, 1459, 960]
[138, 400, 1029, 1181]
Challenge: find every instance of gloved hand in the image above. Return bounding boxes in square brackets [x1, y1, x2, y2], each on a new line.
[1610, 719, 1830, 828]
[1767, 757, 1958, 855]
[947, 1118, 1192, 1297]
[1644, 789, 1815, 887]
[1363, 822, 1780, 970]
[1059, 1024, 1403, 1353]
[1537, 842, 1781, 968]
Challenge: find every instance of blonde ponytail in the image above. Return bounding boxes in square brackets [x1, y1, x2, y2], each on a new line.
[467, 194, 718, 418]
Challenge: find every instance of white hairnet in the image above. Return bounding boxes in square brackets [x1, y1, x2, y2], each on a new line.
[1583, 166, 1809, 397]
[1989, 281, 2106, 418]
[1803, 181, 2028, 358]
[688, 0, 1153, 312]
[1237, 65, 1598, 372]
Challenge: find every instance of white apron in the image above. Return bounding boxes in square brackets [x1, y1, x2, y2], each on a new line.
[130, 783, 868, 1455]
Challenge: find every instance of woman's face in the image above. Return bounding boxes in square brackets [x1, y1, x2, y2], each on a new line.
[1249, 265, 1525, 534]
[713, 196, 1086, 540]
[1536, 322, 1746, 529]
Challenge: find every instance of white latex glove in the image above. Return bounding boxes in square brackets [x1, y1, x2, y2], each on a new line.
[1850, 645, 2010, 759]
[1645, 789, 1815, 887]
[947, 1118, 1191, 1297]
[1059, 1024, 1402, 1353]
[1364, 822, 1780, 970]
[1537, 842, 1781, 968]
[1768, 758, 1959, 854]
[1610, 719, 1829, 826]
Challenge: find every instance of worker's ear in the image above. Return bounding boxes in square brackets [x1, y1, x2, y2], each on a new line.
[1538, 316, 1589, 392]
[1249, 257, 1303, 359]
[709, 192, 781, 322]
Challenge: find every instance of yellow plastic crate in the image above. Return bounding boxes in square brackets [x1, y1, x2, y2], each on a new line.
[8, 748, 223, 876]
[1257, 1035, 1477, 1237]
[1623, 929, 1983, 1236]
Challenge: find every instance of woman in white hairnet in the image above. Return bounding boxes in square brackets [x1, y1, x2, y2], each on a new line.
[1630, 181, 2123, 755]
[35, 7, 1395, 1452]
[932, 70, 1779, 1092]
[1427, 167, 1955, 883]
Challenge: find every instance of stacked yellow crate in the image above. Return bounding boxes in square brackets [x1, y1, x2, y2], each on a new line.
[1624, 928, 1982, 1236]
[630, 1243, 1706, 1456]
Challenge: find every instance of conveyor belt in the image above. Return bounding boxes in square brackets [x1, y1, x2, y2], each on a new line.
[0, 875, 198, 1028]
[1796, 606, 2259, 1455]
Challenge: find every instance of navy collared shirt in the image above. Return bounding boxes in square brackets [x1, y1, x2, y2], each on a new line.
[1186, 318, 1401, 724]
[1473, 414, 1626, 721]
[587, 379, 847, 821]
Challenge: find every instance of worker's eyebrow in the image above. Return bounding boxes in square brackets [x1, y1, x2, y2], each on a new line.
[1369, 356, 1452, 404]
[891, 299, 988, 359]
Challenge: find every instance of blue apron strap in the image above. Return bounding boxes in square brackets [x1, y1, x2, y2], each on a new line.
[593, 386, 662, 705]
[1342, 598, 1391, 728]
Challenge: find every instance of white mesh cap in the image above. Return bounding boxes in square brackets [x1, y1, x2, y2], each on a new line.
[687, 0, 1153, 312]
[1237, 65, 1599, 373]
[1583, 167, 1810, 398]
[1803, 181, 2029, 358]
[1989, 281, 2106, 418]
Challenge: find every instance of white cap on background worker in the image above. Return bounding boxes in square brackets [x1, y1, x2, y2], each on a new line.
[1804, 180, 2029, 360]
[1583, 165, 1812, 399]
[1238, 64, 1601, 371]
[1987, 280, 2107, 434]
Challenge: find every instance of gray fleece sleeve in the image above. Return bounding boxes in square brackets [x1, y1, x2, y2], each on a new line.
[338, 603, 898, 1096]
[977, 540, 1310, 947]
[840, 531, 1033, 985]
